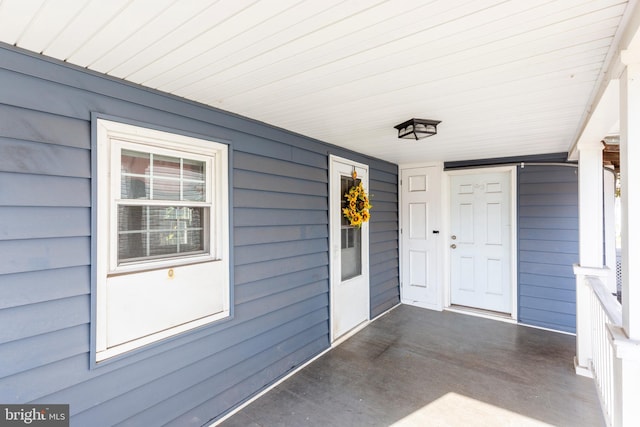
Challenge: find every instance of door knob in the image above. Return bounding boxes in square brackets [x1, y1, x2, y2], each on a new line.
[451, 235, 457, 240]
[450, 244, 457, 249]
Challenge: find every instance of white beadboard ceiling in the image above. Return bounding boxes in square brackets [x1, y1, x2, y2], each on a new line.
[0, 0, 636, 164]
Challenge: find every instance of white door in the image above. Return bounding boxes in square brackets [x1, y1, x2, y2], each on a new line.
[330, 156, 370, 341]
[401, 166, 441, 310]
[450, 170, 512, 313]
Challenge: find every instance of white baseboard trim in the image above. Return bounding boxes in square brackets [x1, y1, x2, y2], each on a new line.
[519, 321, 576, 336]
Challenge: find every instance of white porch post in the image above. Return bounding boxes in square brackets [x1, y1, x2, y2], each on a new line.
[574, 141, 604, 376]
[615, 53, 640, 427]
[578, 145, 604, 268]
[620, 55, 640, 340]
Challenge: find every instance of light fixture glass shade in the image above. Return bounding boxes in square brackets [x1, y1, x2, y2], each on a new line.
[394, 118, 441, 140]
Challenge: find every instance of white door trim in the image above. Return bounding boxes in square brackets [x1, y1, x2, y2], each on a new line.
[329, 155, 370, 343]
[443, 166, 518, 320]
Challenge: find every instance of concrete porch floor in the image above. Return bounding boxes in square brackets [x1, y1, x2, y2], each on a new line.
[218, 305, 604, 427]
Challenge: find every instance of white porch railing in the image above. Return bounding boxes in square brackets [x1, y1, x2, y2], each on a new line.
[586, 275, 622, 427]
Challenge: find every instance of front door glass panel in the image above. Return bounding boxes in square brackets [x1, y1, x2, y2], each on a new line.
[341, 175, 362, 280]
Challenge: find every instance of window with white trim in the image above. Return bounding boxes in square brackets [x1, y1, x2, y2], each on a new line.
[95, 118, 230, 362]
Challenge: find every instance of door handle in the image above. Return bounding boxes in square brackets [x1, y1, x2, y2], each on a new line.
[450, 244, 457, 249]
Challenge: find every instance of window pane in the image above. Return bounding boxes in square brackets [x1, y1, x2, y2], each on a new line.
[183, 158, 206, 201]
[340, 175, 362, 280]
[122, 177, 149, 199]
[153, 154, 181, 178]
[183, 158, 205, 181]
[121, 150, 150, 199]
[118, 205, 207, 263]
[341, 227, 362, 281]
[152, 154, 181, 200]
[153, 178, 181, 201]
[183, 181, 205, 201]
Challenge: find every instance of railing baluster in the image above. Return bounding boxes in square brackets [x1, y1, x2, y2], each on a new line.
[585, 276, 622, 427]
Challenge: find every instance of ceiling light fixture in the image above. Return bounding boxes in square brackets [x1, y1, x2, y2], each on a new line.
[394, 118, 441, 140]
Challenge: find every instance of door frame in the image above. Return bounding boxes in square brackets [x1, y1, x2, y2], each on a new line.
[443, 166, 518, 320]
[328, 155, 370, 343]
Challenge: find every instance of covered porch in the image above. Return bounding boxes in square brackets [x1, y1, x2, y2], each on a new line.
[0, 2, 639, 426]
[219, 305, 603, 427]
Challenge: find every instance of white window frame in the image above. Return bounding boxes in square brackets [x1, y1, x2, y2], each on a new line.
[95, 118, 230, 362]
[109, 140, 215, 272]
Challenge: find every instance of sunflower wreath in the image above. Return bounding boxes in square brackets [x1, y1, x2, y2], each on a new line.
[342, 170, 372, 227]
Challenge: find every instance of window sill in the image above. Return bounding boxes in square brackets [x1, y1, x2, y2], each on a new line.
[107, 255, 219, 277]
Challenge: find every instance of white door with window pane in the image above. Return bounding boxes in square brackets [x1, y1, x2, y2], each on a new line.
[329, 156, 369, 341]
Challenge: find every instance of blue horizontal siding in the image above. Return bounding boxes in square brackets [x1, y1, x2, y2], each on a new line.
[0, 173, 90, 207]
[235, 239, 328, 266]
[235, 273, 328, 306]
[520, 250, 578, 265]
[164, 336, 328, 427]
[370, 258, 398, 277]
[0, 325, 88, 378]
[370, 248, 398, 266]
[234, 169, 327, 195]
[0, 104, 90, 150]
[0, 266, 89, 310]
[517, 164, 578, 333]
[518, 169, 577, 183]
[0, 137, 90, 177]
[0, 295, 90, 345]
[519, 239, 578, 254]
[520, 262, 575, 278]
[233, 208, 327, 227]
[519, 217, 578, 230]
[234, 188, 327, 210]
[6, 292, 328, 406]
[519, 193, 578, 206]
[370, 240, 398, 255]
[0, 43, 399, 425]
[372, 286, 401, 312]
[518, 229, 577, 242]
[234, 253, 329, 285]
[73, 315, 329, 425]
[520, 296, 576, 314]
[0, 207, 89, 240]
[371, 230, 398, 245]
[369, 171, 399, 317]
[233, 151, 327, 182]
[0, 237, 90, 275]
[520, 273, 575, 290]
[517, 205, 577, 218]
[234, 224, 328, 246]
[520, 284, 575, 302]
[519, 308, 576, 332]
[518, 182, 578, 195]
